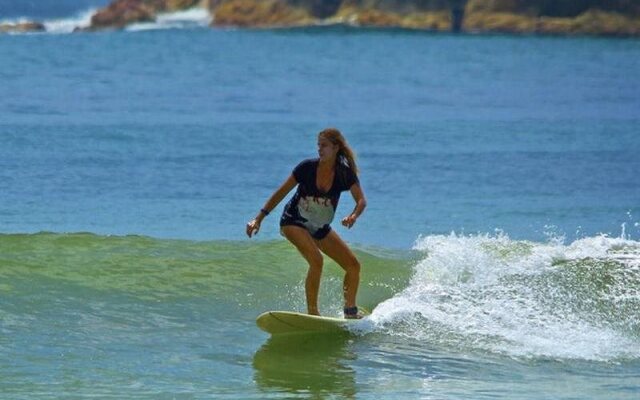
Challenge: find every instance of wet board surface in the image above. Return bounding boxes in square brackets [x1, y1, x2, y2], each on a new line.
[256, 311, 367, 335]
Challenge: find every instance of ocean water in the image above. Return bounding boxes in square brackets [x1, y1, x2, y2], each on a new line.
[0, 0, 108, 20]
[1, 4, 640, 399]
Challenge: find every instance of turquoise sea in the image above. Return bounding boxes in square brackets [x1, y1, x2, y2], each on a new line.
[1, 4, 640, 399]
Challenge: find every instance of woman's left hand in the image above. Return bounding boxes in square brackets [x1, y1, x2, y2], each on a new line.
[341, 214, 357, 229]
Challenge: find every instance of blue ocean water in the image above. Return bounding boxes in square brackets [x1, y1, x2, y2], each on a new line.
[2, 29, 639, 246]
[0, 0, 108, 19]
[1, 4, 640, 399]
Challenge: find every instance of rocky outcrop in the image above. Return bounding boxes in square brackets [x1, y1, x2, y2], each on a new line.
[209, 0, 640, 35]
[465, 0, 640, 19]
[210, 0, 454, 30]
[0, 21, 46, 33]
[85, 0, 640, 36]
[331, 2, 451, 30]
[212, 0, 313, 28]
[289, 0, 342, 19]
[463, 2, 640, 36]
[89, 0, 203, 30]
[90, 0, 156, 29]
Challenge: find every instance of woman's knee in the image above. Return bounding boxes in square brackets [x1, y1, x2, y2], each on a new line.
[282, 225, 323, 269]
[307, 252, 324, 271]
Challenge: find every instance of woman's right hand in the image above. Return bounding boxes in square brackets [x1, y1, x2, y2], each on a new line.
[246, 219, 261, 238]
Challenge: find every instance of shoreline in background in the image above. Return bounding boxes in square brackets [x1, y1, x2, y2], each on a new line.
[2, 0, 640, 37]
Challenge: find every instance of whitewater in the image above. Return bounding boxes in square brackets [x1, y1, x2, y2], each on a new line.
[0, 7, 212, 34]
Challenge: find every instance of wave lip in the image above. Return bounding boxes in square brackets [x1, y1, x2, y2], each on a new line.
[365, 232, 640, 362]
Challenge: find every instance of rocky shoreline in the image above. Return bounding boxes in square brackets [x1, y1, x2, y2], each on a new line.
[3, 0, 640, 36]
[0, 21, 46, 34]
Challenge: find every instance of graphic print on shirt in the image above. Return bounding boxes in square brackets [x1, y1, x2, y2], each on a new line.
[297, 195, 336, 232]
[280, 158, 359, 237]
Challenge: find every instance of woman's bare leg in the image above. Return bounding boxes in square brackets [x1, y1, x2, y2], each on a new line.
[316, 230, 361, 309]
[281, 225, 323, 315]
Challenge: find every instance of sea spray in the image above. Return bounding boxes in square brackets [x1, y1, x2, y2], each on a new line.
[3, 7, 213, 35]
[126, 8, 212, 32]
[364, 232, 640, 361]
[42, 8, 96, 33]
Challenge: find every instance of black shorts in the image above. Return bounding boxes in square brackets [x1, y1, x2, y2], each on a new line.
[280, 215, 332, 240]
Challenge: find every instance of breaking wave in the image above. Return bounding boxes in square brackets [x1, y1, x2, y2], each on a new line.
[362, 232, 640, 362]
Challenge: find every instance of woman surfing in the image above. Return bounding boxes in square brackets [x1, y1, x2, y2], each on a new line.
[246, 128, 367, 319]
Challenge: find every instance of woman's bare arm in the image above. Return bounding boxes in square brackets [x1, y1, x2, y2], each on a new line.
[246, 175, 297, 237]
[341, 183, 367, 229]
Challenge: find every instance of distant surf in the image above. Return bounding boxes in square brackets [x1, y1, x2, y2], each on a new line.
[126, 8, 212, 32]
[42, 8, 96, 34]
[1, 7, 212, 34]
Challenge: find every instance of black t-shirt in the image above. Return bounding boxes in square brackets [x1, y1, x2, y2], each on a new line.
[280, 158, 359, 234]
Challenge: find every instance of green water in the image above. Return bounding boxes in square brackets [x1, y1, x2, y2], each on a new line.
[1, 232, 639, 398]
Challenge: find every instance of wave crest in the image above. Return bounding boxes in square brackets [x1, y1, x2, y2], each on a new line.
[364, 232, 640, 361]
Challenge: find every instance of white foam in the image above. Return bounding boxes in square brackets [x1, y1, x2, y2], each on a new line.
[42, 8, 96, 34]
[365, 232, 640, 361]
[126, 8, 211, 32]
[3, 7, 212, 35]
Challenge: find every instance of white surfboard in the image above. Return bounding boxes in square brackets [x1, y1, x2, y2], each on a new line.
[256, 310, 367, 335]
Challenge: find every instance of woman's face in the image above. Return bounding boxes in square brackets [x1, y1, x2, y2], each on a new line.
[317, 136, 338, 161]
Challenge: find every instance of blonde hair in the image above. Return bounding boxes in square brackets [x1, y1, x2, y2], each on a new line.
[318, 128, 359, 175]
